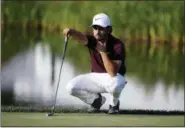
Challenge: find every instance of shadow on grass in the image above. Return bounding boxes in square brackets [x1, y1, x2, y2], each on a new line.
[1, 105, 184, 115]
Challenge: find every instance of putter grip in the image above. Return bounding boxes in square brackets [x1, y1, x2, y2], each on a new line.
[65, 36, 68, 42]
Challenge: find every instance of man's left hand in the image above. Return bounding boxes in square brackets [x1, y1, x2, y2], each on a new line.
[96, 41, 107, 53]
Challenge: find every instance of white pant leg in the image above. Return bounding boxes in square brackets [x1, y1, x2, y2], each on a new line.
[66, 73, 106, 105]
[105, 73, 126, 106]
[66, 73, 126, 106]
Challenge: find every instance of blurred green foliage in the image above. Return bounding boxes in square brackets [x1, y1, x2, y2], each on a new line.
[1, 1, 184, 44]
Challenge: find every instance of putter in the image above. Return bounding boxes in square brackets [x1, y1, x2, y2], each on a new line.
[46, 36, 69, 117]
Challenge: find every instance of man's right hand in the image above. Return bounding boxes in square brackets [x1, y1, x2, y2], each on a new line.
[63, 28, 71, 38]
[62, 28, 88, 45]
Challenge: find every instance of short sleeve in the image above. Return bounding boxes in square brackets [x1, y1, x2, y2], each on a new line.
[85, 35, 97, 49]
[110, 42, 125, 61]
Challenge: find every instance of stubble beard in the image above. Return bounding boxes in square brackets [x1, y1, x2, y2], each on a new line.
[95, 35, 107, 42]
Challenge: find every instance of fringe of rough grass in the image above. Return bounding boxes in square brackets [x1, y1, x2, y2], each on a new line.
[1, 105, 88, 113]
[1, 105, 184, 115]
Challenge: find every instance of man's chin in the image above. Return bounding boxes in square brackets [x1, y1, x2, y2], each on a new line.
[95, 37, 103, 41]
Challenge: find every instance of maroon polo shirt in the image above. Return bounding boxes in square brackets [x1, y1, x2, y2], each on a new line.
[85, 34, 126, 76]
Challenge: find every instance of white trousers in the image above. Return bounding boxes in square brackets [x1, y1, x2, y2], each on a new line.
[66, 73, 126, 106]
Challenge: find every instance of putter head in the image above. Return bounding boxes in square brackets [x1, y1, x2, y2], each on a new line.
[46, 113, 54, 117]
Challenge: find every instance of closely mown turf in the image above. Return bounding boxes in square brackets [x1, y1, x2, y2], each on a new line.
[1, 112, 184, 127]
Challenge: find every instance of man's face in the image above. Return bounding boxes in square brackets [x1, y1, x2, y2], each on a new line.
[92, 25, 109, 41]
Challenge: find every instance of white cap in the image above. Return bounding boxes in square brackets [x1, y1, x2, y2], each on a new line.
[91, 13, 111, 28]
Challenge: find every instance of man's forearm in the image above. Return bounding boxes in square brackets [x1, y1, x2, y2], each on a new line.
[70, 29, 81, 38]
[100, 52, 118, 77]
[69, 29, 88, 45]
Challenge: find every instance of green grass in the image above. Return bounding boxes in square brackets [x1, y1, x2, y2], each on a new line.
[1, 112, 184, 126]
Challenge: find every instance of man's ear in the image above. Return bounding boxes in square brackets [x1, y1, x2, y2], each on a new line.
[107, 26, 112, 34]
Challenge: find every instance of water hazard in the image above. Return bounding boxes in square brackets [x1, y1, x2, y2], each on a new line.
[1, 28, 184, 111]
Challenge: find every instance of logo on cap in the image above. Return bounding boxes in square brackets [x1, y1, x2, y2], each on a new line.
[94, 17, 102, 21]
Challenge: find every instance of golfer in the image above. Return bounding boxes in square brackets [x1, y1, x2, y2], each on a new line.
[63, 13, 127, 114]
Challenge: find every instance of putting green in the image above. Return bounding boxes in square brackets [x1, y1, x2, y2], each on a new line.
[1, 112, 184, 126]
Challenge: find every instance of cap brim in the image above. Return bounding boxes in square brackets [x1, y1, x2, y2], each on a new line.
[89, 24, 93, 28]
[89, 24, 107, 28]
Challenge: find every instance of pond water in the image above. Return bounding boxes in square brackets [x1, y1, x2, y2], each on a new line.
[1, 28, 184, 111]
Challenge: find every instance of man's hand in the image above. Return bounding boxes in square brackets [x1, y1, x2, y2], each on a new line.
[96, 41, 107, 53]
[62, 28, 88, 45]
[63, 28, 71, 38]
